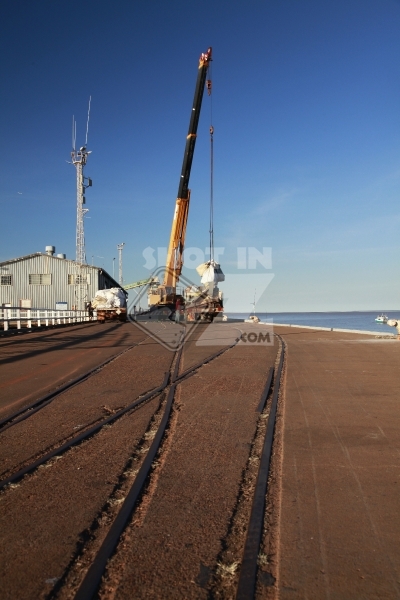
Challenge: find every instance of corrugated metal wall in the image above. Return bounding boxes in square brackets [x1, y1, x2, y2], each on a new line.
[0, 254, 121, 309]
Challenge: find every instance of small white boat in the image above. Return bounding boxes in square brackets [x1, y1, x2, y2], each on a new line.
[375, 314, 388, 323]
[244, 315, 260, 324]
[245, 290, 260, 323]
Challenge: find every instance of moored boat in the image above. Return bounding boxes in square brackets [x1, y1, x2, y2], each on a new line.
[375, 314, 388, 323]
[244, 315, 260, 324]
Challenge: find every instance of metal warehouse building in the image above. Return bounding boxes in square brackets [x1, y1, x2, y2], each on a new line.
[0, 246, 121, 309]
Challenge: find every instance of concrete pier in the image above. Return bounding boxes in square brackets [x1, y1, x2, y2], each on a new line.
[1, 322, 399, 598]
[270, 327, 400, 599]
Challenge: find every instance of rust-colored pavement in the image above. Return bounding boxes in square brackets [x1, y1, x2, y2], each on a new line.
[1, 322, 400, 599]
[268, 327, 400, 600]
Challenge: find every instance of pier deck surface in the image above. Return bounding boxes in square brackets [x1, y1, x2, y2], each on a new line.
[0, 322, 146, 418]
[271, 326, 400, 599]
[0, 321, 279, 599]
[1, 322, 400, 598]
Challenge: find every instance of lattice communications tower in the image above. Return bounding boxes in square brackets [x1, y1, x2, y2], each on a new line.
[70, 97, 92, 309]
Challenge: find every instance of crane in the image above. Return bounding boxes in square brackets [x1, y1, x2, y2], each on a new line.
[124, 276, 158, 290]
[148, 47, 212, 309]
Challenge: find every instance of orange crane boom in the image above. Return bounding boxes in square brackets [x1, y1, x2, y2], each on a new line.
[149, 47, 212, 307]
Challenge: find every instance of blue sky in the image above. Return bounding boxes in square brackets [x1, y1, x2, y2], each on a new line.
[1, 0, 399, 311]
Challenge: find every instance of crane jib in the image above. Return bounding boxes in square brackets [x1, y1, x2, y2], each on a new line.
[159, 48, 211, 297]
[177, 57, 211, 200]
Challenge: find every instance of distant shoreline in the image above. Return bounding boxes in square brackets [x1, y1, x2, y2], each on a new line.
[223, 311, 399, 335]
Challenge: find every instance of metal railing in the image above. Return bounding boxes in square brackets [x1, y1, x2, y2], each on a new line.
[0, 307, 96, 331]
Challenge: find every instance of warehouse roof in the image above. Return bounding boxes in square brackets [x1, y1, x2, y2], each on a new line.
[0, 253, 124, 290]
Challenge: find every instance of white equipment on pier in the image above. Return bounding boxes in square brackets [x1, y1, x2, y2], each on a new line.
[387, 319, 400, 335]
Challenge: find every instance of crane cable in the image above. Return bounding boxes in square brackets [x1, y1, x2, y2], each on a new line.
[207, 64, 214, 263]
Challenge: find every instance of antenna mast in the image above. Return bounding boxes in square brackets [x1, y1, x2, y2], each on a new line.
[117, 243, 125, 285]
[70, 97, 93, 309]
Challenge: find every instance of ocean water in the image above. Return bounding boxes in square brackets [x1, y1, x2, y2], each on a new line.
[226, 311, 400, 334]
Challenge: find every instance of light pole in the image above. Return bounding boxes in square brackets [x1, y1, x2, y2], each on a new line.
[117, 243, 125, 285]
[92, 256, 104, 266]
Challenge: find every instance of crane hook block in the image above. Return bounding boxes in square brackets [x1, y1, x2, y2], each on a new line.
[206, 79, 212, 95]
[210, 125, 214, 135]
